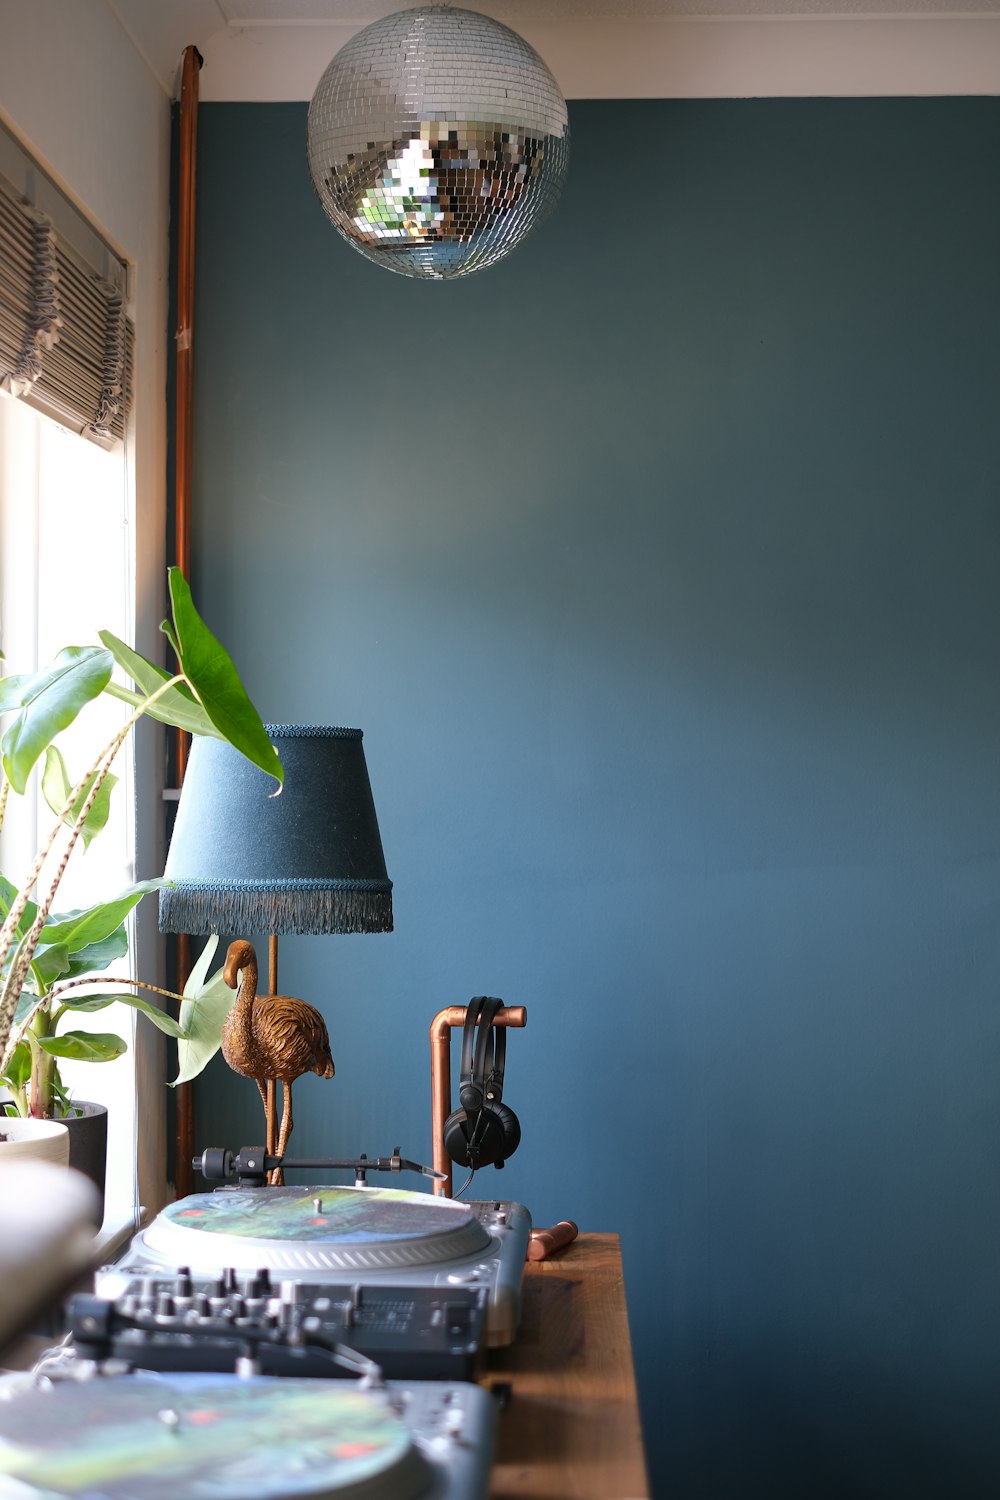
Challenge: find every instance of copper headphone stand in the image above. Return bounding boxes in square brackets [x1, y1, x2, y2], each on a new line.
[429, 1003, 578, 1259]
[429, 1004, 526, 1197]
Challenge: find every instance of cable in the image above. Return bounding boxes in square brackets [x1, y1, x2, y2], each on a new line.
[452, 1166, 476, 1199]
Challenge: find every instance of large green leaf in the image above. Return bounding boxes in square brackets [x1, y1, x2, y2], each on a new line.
[41, 745, 117, 849]
[164, 570, 283, 789]
[171, 934, 235, 1086]
[12, 991, 43, 1028]
[0, 647, 113, 792]
[0, 1039, 30, 1090]
[0, 874, 36, 937]
[27, 942, 72, 986]
[37, 881, 164, 951]
[37, 1030, 126, 1062]
[54, 929, 130, 979]
[13, 929, 129, 991]
[99, 631, 223, 739]
[59, 989, 187, 1039]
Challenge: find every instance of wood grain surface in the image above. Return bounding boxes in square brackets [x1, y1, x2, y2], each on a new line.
[486, 1233, 649, 1500]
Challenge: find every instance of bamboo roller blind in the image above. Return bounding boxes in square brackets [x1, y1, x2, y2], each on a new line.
[0, 174, 133, 447]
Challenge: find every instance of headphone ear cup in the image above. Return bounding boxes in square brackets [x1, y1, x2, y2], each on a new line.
[442, 1106, 506, 1169]
[491, 1101, 521, 1162]
[442, 1106, 469, 1166]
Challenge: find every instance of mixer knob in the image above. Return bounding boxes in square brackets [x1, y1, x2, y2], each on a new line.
[278, 1281, 302, 1330]
[445, 1301, 472, 1334]
[174, 1268, 193, 1298]
[244, 1270, 270, 1299]
[155, 1292, 176, 1318]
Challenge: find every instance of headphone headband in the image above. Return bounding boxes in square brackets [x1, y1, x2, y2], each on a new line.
[459, 996, 502, 1113]
[444, 994, 521, 1174]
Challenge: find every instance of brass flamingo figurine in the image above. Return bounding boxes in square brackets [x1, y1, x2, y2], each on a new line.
[222, 939, 334, 1183]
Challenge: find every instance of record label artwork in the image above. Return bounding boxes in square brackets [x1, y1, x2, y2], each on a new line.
[164, 1186, 463, 1241]
[0, 1376, 430, 1499]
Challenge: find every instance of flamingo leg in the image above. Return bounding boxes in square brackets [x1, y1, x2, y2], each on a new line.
[265, 1079, 277, 1156]
[275, 1080, 294, 1161]
[257, 1074, 269, 1152]
[268, 1083, 291, 1187]
[261, 1077, 283, 1184]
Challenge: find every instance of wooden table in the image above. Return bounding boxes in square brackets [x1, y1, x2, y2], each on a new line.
[486, 1233, 649, 1500]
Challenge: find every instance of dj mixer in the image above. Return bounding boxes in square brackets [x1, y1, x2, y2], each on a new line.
[99, 1184, 531, 1349]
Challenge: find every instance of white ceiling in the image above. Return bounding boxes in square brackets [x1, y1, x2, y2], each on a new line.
[105, 0, 1000, 98]
[215, 0, 1000, 11]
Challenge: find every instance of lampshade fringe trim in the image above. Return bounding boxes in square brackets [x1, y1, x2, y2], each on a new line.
[160, 883, 393, 936]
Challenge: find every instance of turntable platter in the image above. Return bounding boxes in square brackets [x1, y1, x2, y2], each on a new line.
[140, 1185, 493, 1275]
[0, 1374, 430, 1499]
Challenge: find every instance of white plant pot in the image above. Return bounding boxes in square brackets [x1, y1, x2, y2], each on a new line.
[0, 1117, 70, 1166]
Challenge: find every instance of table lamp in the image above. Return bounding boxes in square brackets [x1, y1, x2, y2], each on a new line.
[159, 724, 392, 1170]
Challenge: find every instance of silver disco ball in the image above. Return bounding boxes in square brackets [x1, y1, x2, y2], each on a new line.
[306, 5, 570, 280]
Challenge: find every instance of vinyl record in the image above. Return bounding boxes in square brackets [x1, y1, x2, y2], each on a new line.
[139, 1184, 491, 1274]
[0, 1374, 429, 1500]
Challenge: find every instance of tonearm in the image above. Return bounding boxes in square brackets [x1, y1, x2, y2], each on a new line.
[194, 1146, 446, 1188]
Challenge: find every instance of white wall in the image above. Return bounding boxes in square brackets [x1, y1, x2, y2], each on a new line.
[0, 0, 171, 1212]
[197, 15, 1000, 101]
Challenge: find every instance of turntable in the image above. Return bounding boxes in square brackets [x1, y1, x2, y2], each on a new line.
[100, 1178, 531, 1348]
[0, 1369, 497, 1500]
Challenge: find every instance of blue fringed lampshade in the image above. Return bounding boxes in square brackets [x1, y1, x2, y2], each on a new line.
[159, 726, 392, 937]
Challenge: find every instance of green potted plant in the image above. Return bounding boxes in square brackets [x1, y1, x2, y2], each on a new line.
[0, 569, 282, 1193]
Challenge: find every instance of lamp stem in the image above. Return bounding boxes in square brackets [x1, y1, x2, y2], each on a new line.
[266, 932, 279, 1179]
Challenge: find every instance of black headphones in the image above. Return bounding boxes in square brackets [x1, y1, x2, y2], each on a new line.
[442, 996, 521, 1172]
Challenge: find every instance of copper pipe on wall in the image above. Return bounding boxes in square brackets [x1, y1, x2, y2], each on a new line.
[174, 44, 201, 582]
[429, 1005, 526, 1196]
[172, 44, 202, 1201]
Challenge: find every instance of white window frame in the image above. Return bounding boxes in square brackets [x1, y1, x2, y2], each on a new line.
[0, 1, 173, 1231]
[0, 385, 142, 1235]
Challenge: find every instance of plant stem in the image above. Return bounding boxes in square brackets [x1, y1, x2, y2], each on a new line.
[0, 675, 187, 1077]
[28, 1014, 55, 1119]
[46, 976, 189, 1006]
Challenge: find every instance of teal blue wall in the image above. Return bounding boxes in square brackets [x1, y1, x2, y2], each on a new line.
[189, 100, 1000, 1497]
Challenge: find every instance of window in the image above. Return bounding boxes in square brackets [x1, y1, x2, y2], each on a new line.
[0, 125, 139, 1231]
